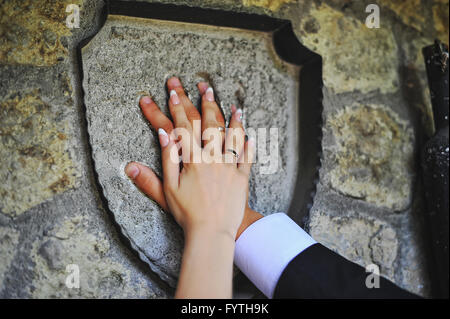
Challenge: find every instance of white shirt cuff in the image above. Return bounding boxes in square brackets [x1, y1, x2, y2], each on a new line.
[234, 212, 316, 298]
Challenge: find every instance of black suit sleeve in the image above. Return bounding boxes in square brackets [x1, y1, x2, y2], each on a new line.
[273, 243, 420, 299]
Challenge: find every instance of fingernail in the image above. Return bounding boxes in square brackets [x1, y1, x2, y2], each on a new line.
[141, 96, 152, 105]
[231, 104, 237, 114]
[235, 108, 243, 122]
[170, 90, 180, 105]
[170, 77, 182, 87]
[125, 163, 140, 179]
[248, 137, 255, 148]
[198, 82, 208, 91]
[205, 87, 214, 102]
[158, 128, 169, 147]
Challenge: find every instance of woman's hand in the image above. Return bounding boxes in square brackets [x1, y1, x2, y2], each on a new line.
[125, 77, 259, 298]
[125, 77, 255, 238]
[164, 151, 252, 240]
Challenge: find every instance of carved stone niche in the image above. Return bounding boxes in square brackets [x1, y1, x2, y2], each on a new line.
[79, 1, 323, 290]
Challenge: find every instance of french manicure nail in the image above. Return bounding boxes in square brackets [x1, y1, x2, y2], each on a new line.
[205, 87, 214, 102]
[170, 90, 180, 105]
[235, 108, 243, 122]
[125, 163, 140, 179]
[248, 137, 255, 148]
[158, 128, 169, 147]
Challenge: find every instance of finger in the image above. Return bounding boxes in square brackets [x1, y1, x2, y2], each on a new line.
[168, 88, 190, 131]
[125, 162, 169, 212]
[167, 77, 201, 145]
[139, 96, 174, 134]
[159, 127, 181, 189]
[224, 108, 245, 164]
[198, 85, 225, 148]
[168, 88, 194, 162]
[238, 137, 256, 178]
[138, 96, 179, 189]
[197, 82, 226, 125]
[197, 81, 209, 95]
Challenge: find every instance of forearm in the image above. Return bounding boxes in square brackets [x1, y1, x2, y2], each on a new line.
[234, 213, 317, 298]
[175, 228, 236, 299]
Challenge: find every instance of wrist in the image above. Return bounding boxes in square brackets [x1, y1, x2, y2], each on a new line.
[177, 221, 236, 299]
[185, 224, 237, 246]
[235, 207, 264, 240]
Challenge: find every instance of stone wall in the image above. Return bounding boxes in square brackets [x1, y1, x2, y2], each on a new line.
[0, 0, 448, 297]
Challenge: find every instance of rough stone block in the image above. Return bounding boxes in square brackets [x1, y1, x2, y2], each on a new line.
[295, 3, 399, 94]
[381, 0, 425, 32]
[308, 183, 429, 295]
[432, 0, 450, 42]
[242, 0, 293, 11]
[309, 211, 398, 281]
[82, 16, 299, 286]
[0, 0, 83, 66]
[0, 226, 20, 288]
[323, 103, 414, 211]
[31, 215, 156, 298]
[0, 91, 79, 216]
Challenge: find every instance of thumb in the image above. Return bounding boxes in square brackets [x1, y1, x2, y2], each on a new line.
[125, 162, 169, 212]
